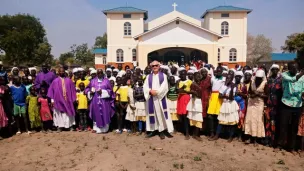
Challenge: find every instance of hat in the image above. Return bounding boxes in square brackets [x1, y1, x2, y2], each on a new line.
[90, 69, 97, 75]
[187, 70, 194, 74]
[106, 68, 112, 72]
[223, 70, 228, 74]
[78, 68, 84, 72]
[11, 67, 19, 74]
[244, 70, 253, 75]
[178, 67, 186, 72]
[255, 69, 265, 78]
[270, 64, 280, 70]
[235, 71, 244, 77]
[113, 69, 119, 72]
[72, 68, 78, 73]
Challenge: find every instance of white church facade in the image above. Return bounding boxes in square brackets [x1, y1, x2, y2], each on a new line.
[94, 4, 252, 69]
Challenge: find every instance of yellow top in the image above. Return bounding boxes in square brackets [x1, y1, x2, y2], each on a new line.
[113, 86, 119, 101]
[76, 92, 88, 109]
[76, 79, 90, 89]
[178, 80, 192, 92]
[117, 86, 129, 102]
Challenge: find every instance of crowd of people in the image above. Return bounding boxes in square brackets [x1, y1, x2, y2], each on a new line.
[0, 60, 303, 157]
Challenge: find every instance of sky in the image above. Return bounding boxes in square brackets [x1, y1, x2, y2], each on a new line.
[1, 0, 303, 57]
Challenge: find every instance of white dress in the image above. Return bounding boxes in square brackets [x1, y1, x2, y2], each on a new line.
[125, 87, 136, 122]
[217, 85, 239, 125]
[187, 96, 203, 122]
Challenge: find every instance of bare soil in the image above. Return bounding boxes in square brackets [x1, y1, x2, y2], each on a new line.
[0, 132, 303, 171]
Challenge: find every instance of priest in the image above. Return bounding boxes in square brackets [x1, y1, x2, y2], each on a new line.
[35, 64, 57, 93]
[144, 60, 174, 139]
[47, 67, 76, 131]
[85, 69, 114, 134]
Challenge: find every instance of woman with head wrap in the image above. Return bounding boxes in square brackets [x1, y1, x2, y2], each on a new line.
[244, 69, 267, 146]
[264, 64, 282, 147]
[235, 70, 252, 140]
[199, 68, 211, 119]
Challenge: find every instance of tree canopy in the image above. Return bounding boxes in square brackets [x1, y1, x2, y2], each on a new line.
[281, 32, 304, 68]
[94, 33, 107, 49]
[247, 34, 273, 65]
[0, 14, 49, 66]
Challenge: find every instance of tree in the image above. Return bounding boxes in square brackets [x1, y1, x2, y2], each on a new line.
[281, 32, 304, 68]
[247, 34, 273, 65]
[94, 33, 107, 48]
[32, 38, 53, 65]
[0, 14, 46, 65]
[71, 43, 94, 65]
[59, 52, 74, 64]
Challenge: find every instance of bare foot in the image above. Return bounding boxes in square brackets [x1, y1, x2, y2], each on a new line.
[185, 135, 190, 140]
[227, 137, 233, 143]
[193, 136, 203, 142]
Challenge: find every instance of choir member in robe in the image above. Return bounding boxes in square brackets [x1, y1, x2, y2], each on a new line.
[35, 64, 57, 93]
[86, 69, 115, 134]
[47, 67, 76, 131]
[144, 60, 174, 139]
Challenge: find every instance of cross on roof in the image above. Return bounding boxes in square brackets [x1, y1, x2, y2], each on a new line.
[172, 2, 178, 11]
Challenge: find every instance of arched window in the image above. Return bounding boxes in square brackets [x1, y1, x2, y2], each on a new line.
[217, 48, 220, 62]
[221, 21, 229, 35]
[229, 48, 237, 62]
[124, 22, 131, 36]
[116, 49, 124, 62]
[102, 57, 106, 64]
[132, 49, 136, 61]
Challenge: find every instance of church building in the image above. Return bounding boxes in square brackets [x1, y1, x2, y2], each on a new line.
[94, 4, 252, 69]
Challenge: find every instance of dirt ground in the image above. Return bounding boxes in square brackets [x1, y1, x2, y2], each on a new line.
[0, 131, 303, 171]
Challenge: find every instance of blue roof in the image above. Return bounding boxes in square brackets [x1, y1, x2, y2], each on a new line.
[271, 53, 296, 61]
[93, 48, 107, 54]
[201, 5, 252, 18]
[103, 7, 148, 20]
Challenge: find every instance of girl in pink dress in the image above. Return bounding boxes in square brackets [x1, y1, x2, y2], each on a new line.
[0, 77, 9, 139]
[38, 88, 53, 132]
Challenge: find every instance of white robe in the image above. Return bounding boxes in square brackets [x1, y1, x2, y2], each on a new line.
[144, 73, 174, 133]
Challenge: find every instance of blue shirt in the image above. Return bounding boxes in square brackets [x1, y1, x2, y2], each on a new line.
[10, 85, 27, 106]
[281, 72, 304, 108]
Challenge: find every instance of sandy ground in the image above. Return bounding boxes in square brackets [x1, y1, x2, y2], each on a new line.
[0, 131, 303, 171]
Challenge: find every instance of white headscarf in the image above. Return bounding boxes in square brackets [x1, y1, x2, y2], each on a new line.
[106, 68, 112, 72]
[90, 69, 97, 75]
[244, 70, 253, 75]
[11, 67, 19, 74]
[255, 69, 265, 78]
[118, 70, 126, 77]
[72, 68, 78, 73]
[235, 71, 244, 77]
[113, 69, 119, 72]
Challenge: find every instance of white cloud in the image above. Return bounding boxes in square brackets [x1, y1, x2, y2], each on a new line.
[0, 0, 106, 57]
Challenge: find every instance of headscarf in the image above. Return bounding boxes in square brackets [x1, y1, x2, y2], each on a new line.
[235, 71, 244, 77]
[244, 70, 253, 75]
[72, 68, 78, 73]
[255, 69, 265, 78]
[106, 68, 112, 72]
[113, 68, 119, 72]
[11, 67, 19, 74]
[90, 69, 97, 75]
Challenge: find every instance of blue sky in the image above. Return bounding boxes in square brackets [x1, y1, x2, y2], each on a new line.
[1, 0, 303, 57]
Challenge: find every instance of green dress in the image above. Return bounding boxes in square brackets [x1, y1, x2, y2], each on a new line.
[26, 95, 41, 128]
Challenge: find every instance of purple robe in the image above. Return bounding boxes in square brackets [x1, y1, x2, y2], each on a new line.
[35, 71, 57, 91]
[47, 77, 76, 116]
[85, 77, 114, 128]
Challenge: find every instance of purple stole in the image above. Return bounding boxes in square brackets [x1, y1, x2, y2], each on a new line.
[148, 72, 168, 124]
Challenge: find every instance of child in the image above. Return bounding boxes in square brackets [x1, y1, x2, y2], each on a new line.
[210, 73, 239, 142]
[167, 76, 179, 132]
[187, 72, 203, 141]
[125, 78, 136, 134]
[76, 70, 90, 90]
[0, 77, 9, 139]
[117, 76, 129, 134]
[38, 88, 53, 132]
[10, 76, 30, 134]
[22, 76, 31, 94]
[76, 82, 88, 131]
[134, 76, 146, 135]
[26, 86, 42, 131]
[177, 69, 192, 140]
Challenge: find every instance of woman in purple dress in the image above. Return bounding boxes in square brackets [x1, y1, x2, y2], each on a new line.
[86, 69, 115, 134]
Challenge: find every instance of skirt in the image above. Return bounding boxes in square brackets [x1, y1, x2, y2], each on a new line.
[207, 92, 223, 115]
[168, 99, 178, 121]
[135, 102, 146, 121]
[187, 98, 203, 128]
[217, 100, 239, 125]
[244, 98, 265, 137]
[0, 101, 8, 128]
[298, 113, 304, 136]
[126, 105, 136, 122]
[177, 94, 190, 115]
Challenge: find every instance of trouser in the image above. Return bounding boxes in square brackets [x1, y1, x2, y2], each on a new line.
[117, 102, 127, 131]
[179, 115, 189, 136]
[278, 104, 301, 150]
[216, 124, 236, 138]
[207, 114, 218, 135]
[77, 109, 87, 129]
[138, 121, 145, 132]
[43, 120, 53, 130]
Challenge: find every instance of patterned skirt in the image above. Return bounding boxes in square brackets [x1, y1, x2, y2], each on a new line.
[298, 113, 304, 136]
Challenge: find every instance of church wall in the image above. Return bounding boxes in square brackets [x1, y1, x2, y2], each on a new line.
[145, 11, 202, 31]
[106, 13, 144, 64]
[141, 22, 216, 45]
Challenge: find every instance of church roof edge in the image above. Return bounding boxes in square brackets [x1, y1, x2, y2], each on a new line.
[103, 7, 148, 20]
[201, 5, 252, 18]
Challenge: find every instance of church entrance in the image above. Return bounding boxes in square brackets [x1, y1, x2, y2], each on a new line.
[147, 47, 208, 65]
